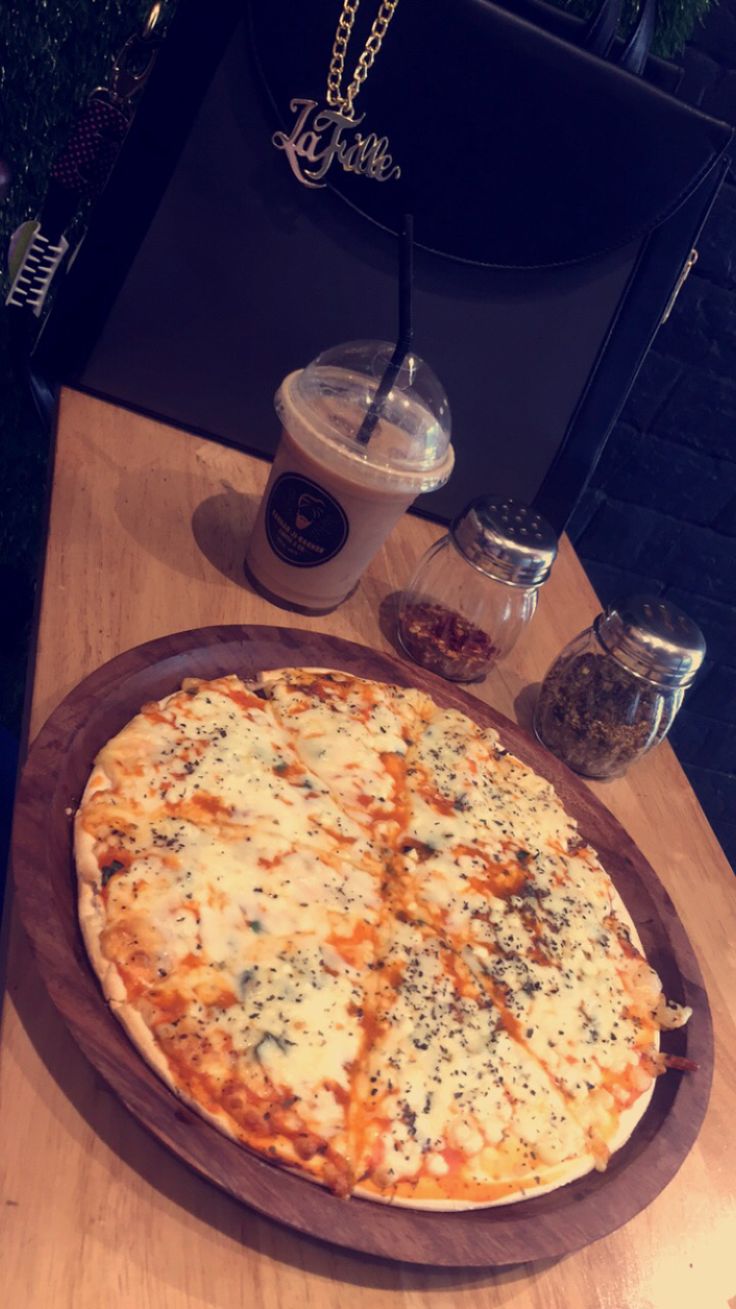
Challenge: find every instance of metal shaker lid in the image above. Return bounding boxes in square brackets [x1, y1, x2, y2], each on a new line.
[595, 596, 706, 688]
[451, 496, 558, 587]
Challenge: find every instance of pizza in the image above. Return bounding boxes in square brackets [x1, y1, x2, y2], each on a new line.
[74, 667, 693, 1209]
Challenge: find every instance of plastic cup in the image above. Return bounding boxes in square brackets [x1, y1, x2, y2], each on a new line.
[245, 341, 454, 614]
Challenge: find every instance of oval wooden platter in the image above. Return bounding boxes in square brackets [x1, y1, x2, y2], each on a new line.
[11, 625, 712, 1267]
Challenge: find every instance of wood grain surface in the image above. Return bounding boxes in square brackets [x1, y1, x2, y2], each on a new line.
[11, 624, 712, 1266]
[2, 389, 735, 1307]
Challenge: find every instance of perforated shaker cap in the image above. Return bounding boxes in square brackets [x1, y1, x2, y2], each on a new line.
[451, 496, 558, 586]
[595, 596, 706, 688]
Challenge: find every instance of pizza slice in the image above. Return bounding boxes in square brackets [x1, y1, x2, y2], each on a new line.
[84, 674, 384, 874]
[391, 709, 691, 1168]
[345, 916, 592, 1206]
[77, 738, 389, 1195]
[257, 668, 436, 853]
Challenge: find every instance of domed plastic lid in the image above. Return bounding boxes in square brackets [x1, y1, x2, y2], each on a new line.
[275, 340, 454, 494]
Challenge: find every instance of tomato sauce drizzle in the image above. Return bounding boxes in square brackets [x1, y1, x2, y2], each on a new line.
[96, 668, 684, 1203]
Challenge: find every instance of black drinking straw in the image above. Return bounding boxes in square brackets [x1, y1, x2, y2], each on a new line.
[355, 213, 414, 446]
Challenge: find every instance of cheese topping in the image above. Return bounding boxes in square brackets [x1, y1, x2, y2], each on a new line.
[76, 669, 691, 1207]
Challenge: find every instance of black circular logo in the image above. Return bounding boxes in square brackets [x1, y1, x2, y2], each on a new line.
[265, 473, 349, 567]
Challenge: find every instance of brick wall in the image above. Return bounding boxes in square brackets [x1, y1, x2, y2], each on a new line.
[568, 6, 736, 871]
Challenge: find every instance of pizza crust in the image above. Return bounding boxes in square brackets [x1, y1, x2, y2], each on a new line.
[77, 769, 188, 1095]
[349, 1080, 657, 1209]
[76, 772, 128, 1006]
[350, 1153, 597, 1209]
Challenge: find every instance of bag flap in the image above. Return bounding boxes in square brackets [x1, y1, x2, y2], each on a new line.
[249, 0, 732, 267]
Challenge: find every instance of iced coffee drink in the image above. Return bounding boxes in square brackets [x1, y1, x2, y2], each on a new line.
[245, 341, 454, 613]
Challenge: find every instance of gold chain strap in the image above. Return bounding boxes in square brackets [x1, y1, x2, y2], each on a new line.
[326, 0, 400, 119]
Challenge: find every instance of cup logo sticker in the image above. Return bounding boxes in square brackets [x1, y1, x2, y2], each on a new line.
[265, 473, 349, 567]
[295, 492, 325, 531]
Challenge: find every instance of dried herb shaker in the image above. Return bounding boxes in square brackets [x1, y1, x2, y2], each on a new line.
[533, 596, 706, 779]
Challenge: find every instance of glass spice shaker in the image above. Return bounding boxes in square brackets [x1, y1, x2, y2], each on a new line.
[397, 495, 558, 682]
[533, 596, 706, 779]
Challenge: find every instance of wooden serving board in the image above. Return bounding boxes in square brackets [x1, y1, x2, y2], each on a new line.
[10, 625, 713, 1268]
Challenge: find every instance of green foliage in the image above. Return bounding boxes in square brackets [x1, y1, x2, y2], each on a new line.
[558, 0, 714, 60]
[0, 2, 157, 280]
[0, 2, 159, 731]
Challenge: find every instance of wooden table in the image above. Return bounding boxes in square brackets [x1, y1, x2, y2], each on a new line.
[2, 388, 735, 1309]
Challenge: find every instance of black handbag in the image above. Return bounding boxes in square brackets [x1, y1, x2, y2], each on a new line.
[250, 0, 726, 268]
[34, 0, 733, 530]
[498, 0, 670, 83]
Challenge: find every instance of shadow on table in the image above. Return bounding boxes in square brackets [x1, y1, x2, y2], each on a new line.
[191, 484, 261, 589]
[113, 465, 214, 583]
[514, 682, 541, 733]
[11, 924, 561, 1297]
[377, 591, 405, 660]
[112, 458, 261, 590]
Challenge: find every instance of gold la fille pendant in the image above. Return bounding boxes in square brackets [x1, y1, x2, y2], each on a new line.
[272, 0, 401, 189]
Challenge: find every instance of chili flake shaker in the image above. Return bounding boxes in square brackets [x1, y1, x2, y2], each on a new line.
[533, 596, 706, 779]
[397, 496, 558, 682]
